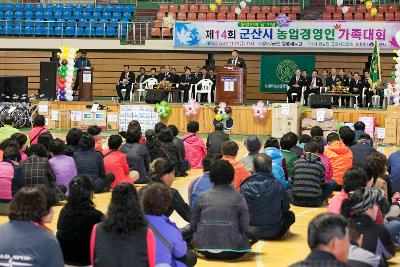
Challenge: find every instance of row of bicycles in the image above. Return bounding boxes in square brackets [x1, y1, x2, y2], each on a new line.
[0, 94, 44, 128]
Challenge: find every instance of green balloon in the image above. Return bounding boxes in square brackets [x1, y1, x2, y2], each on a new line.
[160, 100, 167, 106]
[161, 113, 169, 119]
[165, 106, 171, 113]
[59, 71, 67, 78]
[61, 66, 67, 72]
[223, 114, 230, 121]
[154, 104, 159, 111]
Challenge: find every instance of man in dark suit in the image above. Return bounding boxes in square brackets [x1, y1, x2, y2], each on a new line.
[287, 69, 306, 103]
[116, 65, 135, 102]
[157, 66, 166, 82]
[208, 68, 216, 102]
[227, 49, 246, 69]
[338, 68, 349, 86]
[304, 70, 323, 106]
[157, 65, 174, 82]
[73, 51, 92, 96]
[348, 72, 364, 107]
[170, 67, 180, 85]
[179, 67, 193, 102]
[135, 67, 149, 89]
[191, 66, 202, 85]
[326, 68, 341, 88]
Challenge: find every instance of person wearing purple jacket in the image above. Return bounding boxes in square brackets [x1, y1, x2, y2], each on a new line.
[49, 138, 77, 194]
[142, 183, 197, 267]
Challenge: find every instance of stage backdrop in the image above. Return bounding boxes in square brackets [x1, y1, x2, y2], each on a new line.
[260, 55, 315, 93]
[173, 20, 400, 49]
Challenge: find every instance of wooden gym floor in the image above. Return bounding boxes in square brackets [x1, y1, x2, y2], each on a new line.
[0, 133, 399, 266]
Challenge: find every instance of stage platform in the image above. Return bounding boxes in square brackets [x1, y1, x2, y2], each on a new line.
[41, 100, 389, 136]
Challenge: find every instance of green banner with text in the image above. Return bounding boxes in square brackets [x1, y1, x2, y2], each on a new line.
[260, 55, 316, 93]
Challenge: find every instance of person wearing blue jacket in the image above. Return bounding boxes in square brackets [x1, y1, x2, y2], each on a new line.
[240, 154, 295, 240]
[188, 156, 214, 208]
[262, 137, 290, 190]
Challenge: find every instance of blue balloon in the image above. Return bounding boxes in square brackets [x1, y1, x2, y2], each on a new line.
[59, 95, 66, 101]
[59, 89, 66, 95]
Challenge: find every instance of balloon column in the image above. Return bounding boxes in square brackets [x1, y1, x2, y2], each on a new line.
[183, 99, 200, 118]
[56, 46, 78, 101]
[213, 102, 233, 131]
[155, 100, 171, 119]
[252, 101, 267, 120]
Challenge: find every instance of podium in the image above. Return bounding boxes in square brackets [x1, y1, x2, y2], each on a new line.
[216, 66, 246, 105]
[79, 67, 93, 101]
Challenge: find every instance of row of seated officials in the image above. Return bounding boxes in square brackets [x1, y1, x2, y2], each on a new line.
[116, 64, 216, 103]
[287, 67, 380, 106]
[1, 116, 400, 266]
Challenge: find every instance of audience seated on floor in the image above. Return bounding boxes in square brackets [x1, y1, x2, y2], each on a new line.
[191, 159, 259, 260]
[188, 156, 214, 208]
[298, 134, 311, 149]
[120, 128, 151, 184]
[0, 145, 25, 215]
[103, 134, 136, 188]
[291, 140, 333, 207]
[364, 152, 392, 200]
[0, 116, 20, 144]
[141, 158, 191, 223]
[87, 125, 103, 152]
[145, 129, 169, 161]
[48, 138, 77, 195]
[143, 183, 197, 267]
[73, 133, 115, 193]
[221, 140, 250, 190]
[168, 124, 186, 165]
[57, 175, 103, 266]
[287, 132, 303, 158]
[388, 146, 400, 193]
[313, 136, 333, 184]
[22, 143, 65, 202]
[350, 133, 376, 166]
[206, 122, 229, 159]
[280, 133, 298, 179]
[240, 153, 295, 240]
[290, 213, 350, 267]
[324, 131, 353, 191]
[341, 188, 396, 266]
[0, 187, 64, 267]
[180, 121, 207, 169]
[29, 115, 48, 145]
[0, 138, 18, 162]
[11, 133, 28, 161]
[262, 137, 290, 190]
[64, 128, 83, 157]
[91, 183, 156, 267]
[239, 135, 261, 173]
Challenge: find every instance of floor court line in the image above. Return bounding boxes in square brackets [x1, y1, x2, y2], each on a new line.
[294, 208, 322, 217]
[255, 241, 266, 267]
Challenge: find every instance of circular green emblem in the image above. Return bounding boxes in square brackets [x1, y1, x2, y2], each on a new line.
[276, 60, 298, 83]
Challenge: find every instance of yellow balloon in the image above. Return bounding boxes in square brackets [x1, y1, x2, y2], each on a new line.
[371, 7, 377, 15]
[216, 0, 222, 5]
[393, 57, 398, 61]
[209, 4, 216, 12]
[394, 50, 398, 54]
[62, 54, 68, 60]
[365, 1, 372, 9]
[56, 52, 61, 58]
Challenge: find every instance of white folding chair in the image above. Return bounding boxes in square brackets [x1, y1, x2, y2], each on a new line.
[361, 87, 367, 107]
[286, 86, 297, 103]
[132, 78, 158, 101]
[120, 83, 134, 101]
[194, 79, 213, 103]
[383, 88, 391, 108]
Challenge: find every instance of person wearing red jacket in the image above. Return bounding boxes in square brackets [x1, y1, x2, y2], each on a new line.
[102, 135, 137, 189]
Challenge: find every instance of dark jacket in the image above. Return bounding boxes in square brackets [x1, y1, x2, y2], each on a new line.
[136, 73, 149, 84]
[290, 250, 348, 267]
[326, 75, 343, 88]
[240, 172, 290, 238]
[161, 141, 181, 161]
[179, 74, 193, 87]
[388, 150, 400, 193]
[172, 136, 185, 160]
[73, 149, 106, 181]
[65, 144, 79, 157]
[227, 57, 247, 68]
[139, 181, 192, 223]
[292, 153, 326, 201]
[120, 142, 151, 183]
[352, 214, 395, 266]
[306, 77, 323, 89]
[191, 184, 250, 252]
[349, 79, 364, 94]
[75, 57, 91, 69]
[206, 130, 229, 158]
[350, 142, 376, 166]
[118, 71, 135, 85]
[57, 207, 103, 265]
[288, 75, 306, 88]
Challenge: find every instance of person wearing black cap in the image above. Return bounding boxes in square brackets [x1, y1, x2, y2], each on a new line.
[206, 123, 229, 159]
[239, 135, 261, 173]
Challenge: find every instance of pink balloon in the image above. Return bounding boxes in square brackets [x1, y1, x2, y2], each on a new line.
[185, 111, 191, 117]
[192, 110, 198, 116]
[259, 114, 264, 119]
